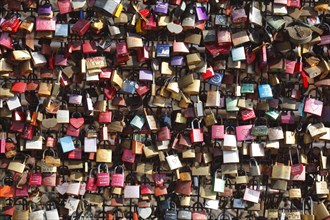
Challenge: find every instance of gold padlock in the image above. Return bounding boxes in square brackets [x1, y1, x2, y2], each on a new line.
[175, 112, 187, 124]
[204, 109, 217, 127]
[91, 18, 104, 33]
[178, 92, 191, 109]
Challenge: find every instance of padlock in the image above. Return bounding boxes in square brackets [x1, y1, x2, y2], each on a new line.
[190, 118, 203, 143]
[212, 169, 225, 193]
[111, 166, 125, 188]
[223, 126, 237, 150]
[28, 167, 42, 186]
[97, 164, 110, 187]
[249, 158, 261, 176]
[314, 201, 329, 220]
[86, 169, 97, 191]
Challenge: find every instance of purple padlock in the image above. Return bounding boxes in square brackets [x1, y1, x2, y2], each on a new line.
[155, 1, 169, 14]
[171, 56, 185, 66]
[38, 3, 53, 15]
[281, 111, 295, 124]
[196, 6, 208, 21]
[139, 70, 153, 81]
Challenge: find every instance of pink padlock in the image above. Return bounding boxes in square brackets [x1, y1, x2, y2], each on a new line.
[111, 166, 125, 188]
[157, 126, 171, 141]
[42, 173, 57, 187]
[211, 115, 224, 139]
[304, 88, 324, 116]
[97, 164, 110, 187]
[46, 134, 55, 148]
[86, 169, 97, 191]
[190, 118, 204, 143]
[15, 185, 29, 197]
[0, 132, 5, 153]
[211, 125, 224, 139]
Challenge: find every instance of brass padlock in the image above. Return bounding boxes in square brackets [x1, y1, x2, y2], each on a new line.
[175, 112, 187, 124]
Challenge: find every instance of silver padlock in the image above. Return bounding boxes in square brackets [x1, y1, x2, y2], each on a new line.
[249, 158, 261, 176]
[194, 96, 204, 117]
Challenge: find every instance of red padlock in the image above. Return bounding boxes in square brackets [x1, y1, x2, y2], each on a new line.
[202, 66, 215, 80]
[137, 46, 149, 62]
[13, 110, 25, 122]
[139, 9, 151, 17]
[135, 82, 150, 96]
[67, 139, 82, 160]
[28, 171, 42, 186]
[11, 82, 27, 94]
[241, 109, 256, 121]
[100, 68, 112, 80]
[294, 57, 303, 73]
[20, 125, 34, 140]
[1, 16, 20, 33]
[103, 85, 116, 100]
[97, 164, 110, 187]
[190, 118, 204, 143]
[98, 111, 112, 123]
[71, 19, 91, 36]
[86, 169, 97, 191]
[111, 166, 125, 187]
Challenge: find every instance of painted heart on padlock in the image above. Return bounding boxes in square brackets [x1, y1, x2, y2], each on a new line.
[69, 117, 84, 129]
[152, 174, 166, 186]
[246, 51, 256, 64]
[291, 164, 304, 175]
[310, 101, 321, 111]
[41, 118, 58, 129]
[56, 182, 69, 195]
[137, 207, 152, 219]
[171, 157, 178, 164]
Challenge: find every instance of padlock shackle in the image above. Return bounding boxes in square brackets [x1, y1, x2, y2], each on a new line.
[249, 157, 259, 167]
[114, 165, 124, 174]
[225, 125, 235, 134]
[217, 211, 232, 220]
[89, 168, 95, 178]
[42, 148, 57, 159]
[253, 116, 268, 126]
[302, 196, 314, 214]
[98, 163, 109, 174]
[191, 118, 201, 129]
[307, 88, 322, 99]
[192, 202, 204, 211]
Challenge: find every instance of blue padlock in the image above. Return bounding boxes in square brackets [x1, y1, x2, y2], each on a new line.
[258, 84, 273, 99]
[208, 72, 223, 87]
[121, 80, 136, 94]
[130, 115, 145, 130]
